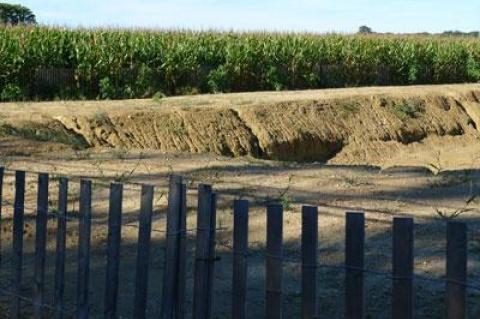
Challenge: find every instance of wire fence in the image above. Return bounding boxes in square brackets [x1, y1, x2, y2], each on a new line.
[0, 167, 479, 318]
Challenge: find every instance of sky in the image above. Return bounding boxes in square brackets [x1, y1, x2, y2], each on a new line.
[4, 0, 480, 33]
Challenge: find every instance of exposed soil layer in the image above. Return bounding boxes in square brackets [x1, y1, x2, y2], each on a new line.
[1, 84, 479, 166]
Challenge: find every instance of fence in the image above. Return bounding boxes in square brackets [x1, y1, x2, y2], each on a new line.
[10, 65, 395, 101]
[0, 167, 478, 318]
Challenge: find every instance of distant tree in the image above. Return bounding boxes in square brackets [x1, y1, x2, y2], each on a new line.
[442, 30, 480, 38]
[358, 25, 373, 34]
[0, 3, 36, 26]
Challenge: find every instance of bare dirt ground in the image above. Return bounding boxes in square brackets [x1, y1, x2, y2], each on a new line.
[0, 84, 479, 318]
[1, 83, 480, 164]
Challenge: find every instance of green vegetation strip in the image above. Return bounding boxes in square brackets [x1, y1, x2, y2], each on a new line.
[1, 27, 480, 101]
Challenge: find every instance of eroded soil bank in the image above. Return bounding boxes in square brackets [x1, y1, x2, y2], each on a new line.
[1, 84, 479, 166]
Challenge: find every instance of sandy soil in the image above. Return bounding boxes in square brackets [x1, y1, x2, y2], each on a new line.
[0, 84, 479, 318]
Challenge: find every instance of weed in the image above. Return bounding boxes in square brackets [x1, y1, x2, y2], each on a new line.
[392, 100, 425, 120]
[276, 174, 294, 210]
[340, 102, 360, 113]
[152, 91, 166, 102]
[171, 121, 188, 136]
[0, 83, 23, 101]
[434, 206, 475, 220]
[113, 152, 144, 183]
[294, 123, 309, 135]
[280, 194, 292, 210]
[434, 188, 479, 220]
[93, 111, 110, 125]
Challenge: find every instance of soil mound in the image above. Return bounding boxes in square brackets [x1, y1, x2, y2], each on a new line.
[2, 84, 480, 165]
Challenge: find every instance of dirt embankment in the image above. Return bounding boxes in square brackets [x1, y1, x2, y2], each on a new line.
[2, 84, 480, 165]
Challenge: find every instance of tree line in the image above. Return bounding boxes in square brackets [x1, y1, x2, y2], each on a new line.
[359, 25, 479, 38]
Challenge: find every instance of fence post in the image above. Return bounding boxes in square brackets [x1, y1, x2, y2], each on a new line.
[232, 200, 249, 319]
[104, 183, 123, 319]
[0, 167, 4, 267]
[206, 193, 217, 319]
[33, 173, 49, 319]
[11, 170, 25, 319]
[54, 177, 68, 319]
[392, 217, 414, 319]
[161, 175, 183, 319]
[133, 184, 154, 319]
[345, 212, 365, 319]
[176, 182, 188, 319]
[446, 221, 467, 319]
[265, 203, 283, 319]
[301, 205, 318, 319]
[193, 184, 214, 319]
[76, 180, 92, 319]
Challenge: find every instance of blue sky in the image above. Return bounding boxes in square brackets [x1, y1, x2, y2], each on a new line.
[5, 0, 480, 33]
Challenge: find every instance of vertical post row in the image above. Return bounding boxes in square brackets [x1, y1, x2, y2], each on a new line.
[133, 184, 154, 319]
[176, 182, 188, 319]
[345, 212, 365, 319]
[11, 170, 25, 319]
[33, 173, 49, 319]
[193, 184, 214, 319]
[301, 206, 318, 319]
[446, 221, 467, 319]
[265, 203, 283, 319]
[231, 200, 249, 319]
[54, 177, 68, 319]
[392, 217, 414, 319]
[161, 175, 183, 319]
[104, 183, 123, 319]
[0, 167, 4, 267]
[76, 180, 92, 319]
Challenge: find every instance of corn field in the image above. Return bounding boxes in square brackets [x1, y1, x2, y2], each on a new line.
[1, 26, 480, 101]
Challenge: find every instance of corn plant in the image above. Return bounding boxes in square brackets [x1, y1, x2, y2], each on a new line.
[0, 26, 479, 101]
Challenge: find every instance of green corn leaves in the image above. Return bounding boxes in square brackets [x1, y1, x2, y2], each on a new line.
[0, 27, 479, 101]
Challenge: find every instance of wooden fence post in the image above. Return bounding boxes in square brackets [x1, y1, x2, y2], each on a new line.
[232, 200, 249, 319]
[206, 193, 217, 319]
[161, 175, 183, 319]
[104, 183, 123, 319]
[54, 177, 68, 319]
[446, 221, 467, 319]
[301, 205, 318, 319]
[76, 180, 92, 319]
[345, 212, 365, 319]
[176, 182, 187, 319]
[193, 184, 215, 319]
[0, 167, 4, 267]
[265, 203, 283, 319]
[133, 184, 154, 319]
[11, 170, 25, 319]
[392, 217, 414, 319]
[33, 173, 49, 319]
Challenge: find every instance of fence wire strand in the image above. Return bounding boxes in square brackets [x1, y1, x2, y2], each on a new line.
[0, 167, 479, 317]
